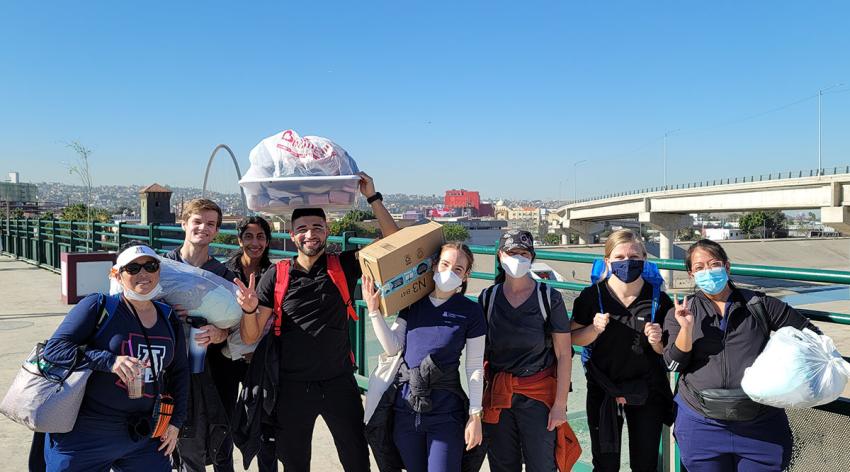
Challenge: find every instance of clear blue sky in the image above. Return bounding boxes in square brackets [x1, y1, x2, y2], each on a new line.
[1, 1, 849, 201]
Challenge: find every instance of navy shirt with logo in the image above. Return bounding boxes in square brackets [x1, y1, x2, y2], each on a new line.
[44, 294, 189, 427]
[394, 293, 486, 414]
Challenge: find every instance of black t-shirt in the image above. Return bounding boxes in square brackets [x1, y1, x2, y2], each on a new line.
[480, 285, 571, 377]
[257, 250, 361, 381]
[225, 253, 272, 286]
[572, 280, 673, 384]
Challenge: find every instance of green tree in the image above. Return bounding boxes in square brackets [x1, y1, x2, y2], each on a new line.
[61, 203, 111, 223]
[443, 224, 470, 242]
[542, 233, 561, 245]
[739, 210, 787, 238]
[344, 210, 375, 222]
[676, 228, 698, 241]
[328, 210, 380, 237]
[212, 233, 239, 245]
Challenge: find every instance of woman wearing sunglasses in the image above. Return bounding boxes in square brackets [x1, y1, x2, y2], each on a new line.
[663, 239, 820, 472]
[41, 242, 189, 472]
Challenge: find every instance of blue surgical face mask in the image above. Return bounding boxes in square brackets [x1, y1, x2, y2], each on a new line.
[610, 259, 644, 284]
[694, 267, 729, 294]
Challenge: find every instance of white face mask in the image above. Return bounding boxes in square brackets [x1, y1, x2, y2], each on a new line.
[433, 270, 463, 293]
[123, 283, 163, 302]
[501, 255, 532, 279]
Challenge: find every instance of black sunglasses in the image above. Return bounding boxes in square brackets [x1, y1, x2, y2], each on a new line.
[122, 260, 160, 275]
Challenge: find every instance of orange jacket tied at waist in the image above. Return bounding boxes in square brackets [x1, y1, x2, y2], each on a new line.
[483, 367, 582, 471]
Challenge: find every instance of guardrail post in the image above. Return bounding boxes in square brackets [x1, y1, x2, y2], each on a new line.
[69, 221, 76, 253]
[148, 223, 158, 251]
[91, 221, 98, 252]
[341, 231, 354, 252]
[116, 221, 124, 250]
[35, 218, 43, 264]
[51, 218, 58, 268]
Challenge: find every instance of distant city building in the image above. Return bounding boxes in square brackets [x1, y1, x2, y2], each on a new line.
[402, 210, 425, 220]
[1, 172, 40, 215]
[479, 202, 495, 218]
[139, 183, 175, 225]
[493, 201, 544, 235]
[702, 228, 744, 241]
[444, 189, 483, 217]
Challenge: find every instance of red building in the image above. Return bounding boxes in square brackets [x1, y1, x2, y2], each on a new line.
[444, 189, 485, 217]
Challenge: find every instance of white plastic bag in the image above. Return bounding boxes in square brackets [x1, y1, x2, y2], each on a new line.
[240, 130, 361, 214]
[110, 258, 242, 329]
[742, 327, 850, 408]
[242, 129, 359, 179]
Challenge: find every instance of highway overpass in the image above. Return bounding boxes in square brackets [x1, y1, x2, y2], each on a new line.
[552, 171, 850, 282]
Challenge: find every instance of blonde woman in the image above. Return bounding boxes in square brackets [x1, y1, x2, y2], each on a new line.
[571, 230, 674, 472]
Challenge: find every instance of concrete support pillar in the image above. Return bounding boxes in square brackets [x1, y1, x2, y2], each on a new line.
[658, 229, 676, 284]
[639, 212, 694, 288]
[821, 206, 850, 235]
[560, 232, 570, 245]
[562, 220, 604, 246]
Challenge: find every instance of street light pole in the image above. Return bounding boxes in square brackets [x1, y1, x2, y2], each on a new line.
[573, 160, 587, 202]
[817, 83, 845, 176]
[663, 129, 680, 189]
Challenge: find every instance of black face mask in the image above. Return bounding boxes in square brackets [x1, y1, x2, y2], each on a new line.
[610, 259, 645, 284]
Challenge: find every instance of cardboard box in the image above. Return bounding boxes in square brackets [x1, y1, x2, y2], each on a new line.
[358, 221, 444, 316]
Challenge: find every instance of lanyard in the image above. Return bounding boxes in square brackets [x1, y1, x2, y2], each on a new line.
[123, 298, 161, 396]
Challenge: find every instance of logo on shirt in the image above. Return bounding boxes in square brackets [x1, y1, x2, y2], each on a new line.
[442, 311, 466, 320]
[116, 332, 171, 397]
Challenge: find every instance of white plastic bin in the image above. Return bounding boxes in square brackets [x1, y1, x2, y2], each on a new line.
[240, 175, 360, 214]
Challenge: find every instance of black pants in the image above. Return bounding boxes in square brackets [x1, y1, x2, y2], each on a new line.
[275, 373, 370, 472]
[586, 381, 664, 472]
[483, 395, 557, 472]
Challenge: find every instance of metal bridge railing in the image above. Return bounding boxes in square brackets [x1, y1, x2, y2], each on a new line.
[567, 165, 850, 205]
[3, 219, 850, 471]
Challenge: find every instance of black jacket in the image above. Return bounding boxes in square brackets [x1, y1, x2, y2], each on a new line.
[663, 287, 819, 415]
[179, 369, 231, 466]
[232, 331, 279, 469]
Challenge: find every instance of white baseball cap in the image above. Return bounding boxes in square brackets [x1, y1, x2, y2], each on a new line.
[115, 245, 161, 270]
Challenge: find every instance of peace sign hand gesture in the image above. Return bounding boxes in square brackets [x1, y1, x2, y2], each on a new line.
[673, 295, 694, 333]
[234, 273, 259, 314]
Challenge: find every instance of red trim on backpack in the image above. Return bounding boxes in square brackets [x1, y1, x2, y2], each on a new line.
[272, 254, 358, 338]
[273, 260, 292, 336]
[326, 255, 359, 322]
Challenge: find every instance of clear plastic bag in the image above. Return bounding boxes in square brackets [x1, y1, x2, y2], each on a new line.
[110, 258, 242, 329]
[742, 327, 850, 408]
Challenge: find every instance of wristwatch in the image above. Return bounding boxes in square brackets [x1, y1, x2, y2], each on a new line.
[367, 192, 383, 204]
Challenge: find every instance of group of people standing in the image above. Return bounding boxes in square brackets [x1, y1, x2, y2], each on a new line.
[33, 170, 815, 472]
